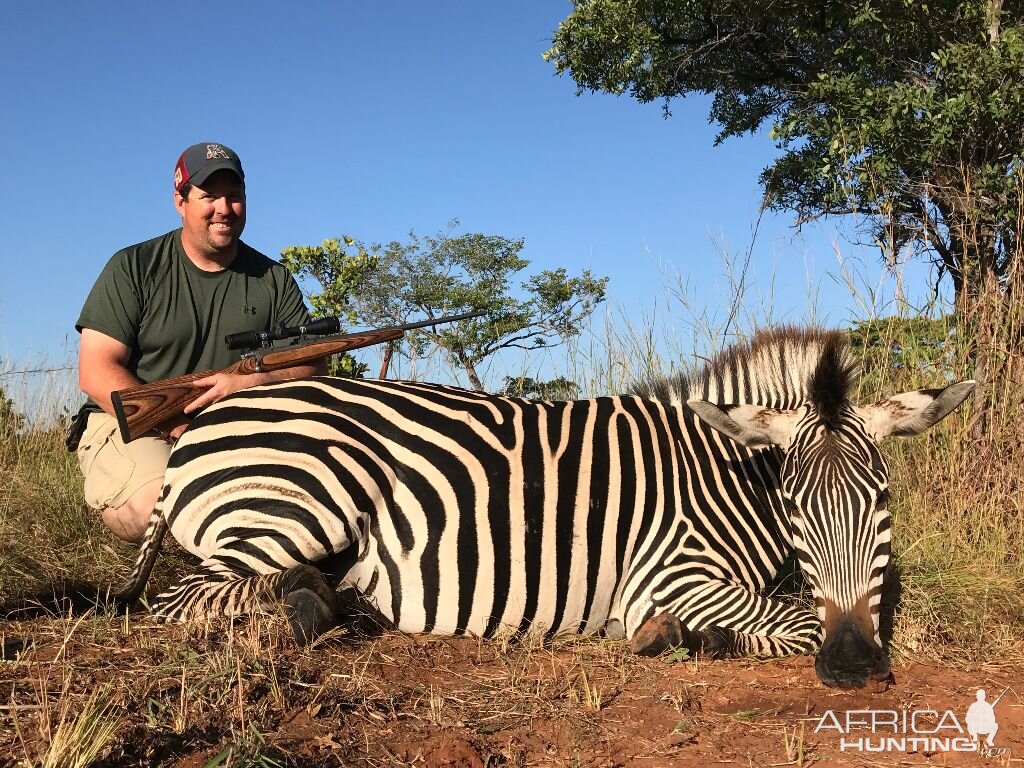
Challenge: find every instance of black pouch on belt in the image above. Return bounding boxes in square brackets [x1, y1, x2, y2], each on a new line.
[65, 404, 100, 453]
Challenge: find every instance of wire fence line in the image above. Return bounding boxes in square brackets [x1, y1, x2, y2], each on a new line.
[0, 362, 82, 426]
[0, 365, 77, 379]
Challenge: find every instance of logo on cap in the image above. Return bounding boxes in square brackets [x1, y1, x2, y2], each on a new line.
[206, 144, 230, 160]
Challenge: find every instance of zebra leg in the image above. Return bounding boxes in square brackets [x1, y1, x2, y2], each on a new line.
[632, 582, 822, 659]
[152, 559, 337, 645]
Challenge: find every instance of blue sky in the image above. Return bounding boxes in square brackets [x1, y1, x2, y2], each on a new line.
[0, 2, 936, 391]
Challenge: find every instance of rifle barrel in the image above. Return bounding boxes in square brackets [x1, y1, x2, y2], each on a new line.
[387, 309, 486, 332]
[991, 686, 1012, 707]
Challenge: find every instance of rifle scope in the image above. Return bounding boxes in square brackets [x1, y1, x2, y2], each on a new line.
[224, 317, 343, 351]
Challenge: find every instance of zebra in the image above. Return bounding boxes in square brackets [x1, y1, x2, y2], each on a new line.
[114, 326, 973, 689]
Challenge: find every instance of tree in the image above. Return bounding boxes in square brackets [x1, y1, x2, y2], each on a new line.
[847, 316, 959, 392]
[0, 382, 25, 464]
[0, 388, 22, 431]
[547, 0, 1024, 432]
[280, 237, 377, 376]
[283, 223, 608, 391]
[500, 375, 581, 400]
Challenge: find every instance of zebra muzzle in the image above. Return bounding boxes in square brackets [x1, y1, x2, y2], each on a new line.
[815, 619, 891, 689]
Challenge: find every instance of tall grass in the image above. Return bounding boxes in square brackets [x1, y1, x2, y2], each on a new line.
[0, 361, 185, 601]
[0, 374, 114, 596]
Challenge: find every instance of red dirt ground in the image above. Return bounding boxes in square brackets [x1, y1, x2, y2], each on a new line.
[1, 618, 1021, 767]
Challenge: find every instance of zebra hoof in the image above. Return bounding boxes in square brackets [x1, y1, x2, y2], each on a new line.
[631, 613, 685, 656]
[278, 564, 334, 600]
[285, 588, 335, 646]
[631, 614, 730, 658]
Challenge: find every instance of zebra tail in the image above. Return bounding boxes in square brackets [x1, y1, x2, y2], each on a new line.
[111, 509, 168, 607]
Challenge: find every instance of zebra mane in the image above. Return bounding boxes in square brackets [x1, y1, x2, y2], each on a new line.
[632, 326, 858, 423]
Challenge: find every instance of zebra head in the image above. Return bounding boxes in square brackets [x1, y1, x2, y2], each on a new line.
[689, 376, 974, 689]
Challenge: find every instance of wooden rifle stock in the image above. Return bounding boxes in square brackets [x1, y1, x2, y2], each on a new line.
[111, 327, 404, 443]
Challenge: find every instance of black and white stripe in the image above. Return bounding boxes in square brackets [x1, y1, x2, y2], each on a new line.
[116, 327, 972, 684]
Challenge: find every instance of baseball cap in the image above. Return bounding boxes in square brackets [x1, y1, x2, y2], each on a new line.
[174, 142, 245, 192]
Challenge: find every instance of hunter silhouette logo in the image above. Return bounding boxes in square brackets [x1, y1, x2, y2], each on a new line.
[966, 687, 1010, 749]
[206, 143, 230, 160]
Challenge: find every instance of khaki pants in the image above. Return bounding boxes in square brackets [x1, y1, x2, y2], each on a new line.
[76, 412, 171, 510]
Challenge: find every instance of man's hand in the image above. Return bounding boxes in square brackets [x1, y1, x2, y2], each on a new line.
[182, 362, 323, 416]
[183, 371, 264, 414]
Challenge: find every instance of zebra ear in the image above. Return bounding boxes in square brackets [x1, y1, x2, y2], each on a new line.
[856, 380, 975, 441]
[687, 400, 802, 449]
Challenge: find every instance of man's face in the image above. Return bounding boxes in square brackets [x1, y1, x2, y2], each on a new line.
[175, 169, 246, 256]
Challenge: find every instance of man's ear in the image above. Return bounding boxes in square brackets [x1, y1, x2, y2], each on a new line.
[856, 380, 975, 441]
[687, 400, 804, 448]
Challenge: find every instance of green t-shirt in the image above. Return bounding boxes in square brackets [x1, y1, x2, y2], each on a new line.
[77, 229, 311, 384]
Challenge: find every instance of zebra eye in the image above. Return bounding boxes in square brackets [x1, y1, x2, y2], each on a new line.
[782, 495, 803, 516]
[876, 489, 891, 508]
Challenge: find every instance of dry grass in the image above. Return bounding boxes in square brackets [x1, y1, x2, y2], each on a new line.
[840, 313, 1024, 666]
[0, 614, 650, 765]
[2, 612, 1018, 767]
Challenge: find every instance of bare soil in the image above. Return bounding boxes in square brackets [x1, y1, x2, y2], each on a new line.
[0, 616, 1021, 767]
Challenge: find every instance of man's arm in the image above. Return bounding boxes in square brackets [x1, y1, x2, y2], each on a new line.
[79, 328, 143, 416]
[183, 360, 326, 415]
[80, 328, 195, 440]
[81, 328, 326, 440]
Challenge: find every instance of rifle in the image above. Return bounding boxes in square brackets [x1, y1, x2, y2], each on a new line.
[110, 310, 486, 444]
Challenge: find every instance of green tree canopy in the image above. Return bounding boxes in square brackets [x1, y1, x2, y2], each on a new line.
[280, 237, 377, 376]
[283, 223, 608, 391]
[500, 375, 581, 400]
[847, 315, 959, 393]
[546, 0, 1023, 305]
